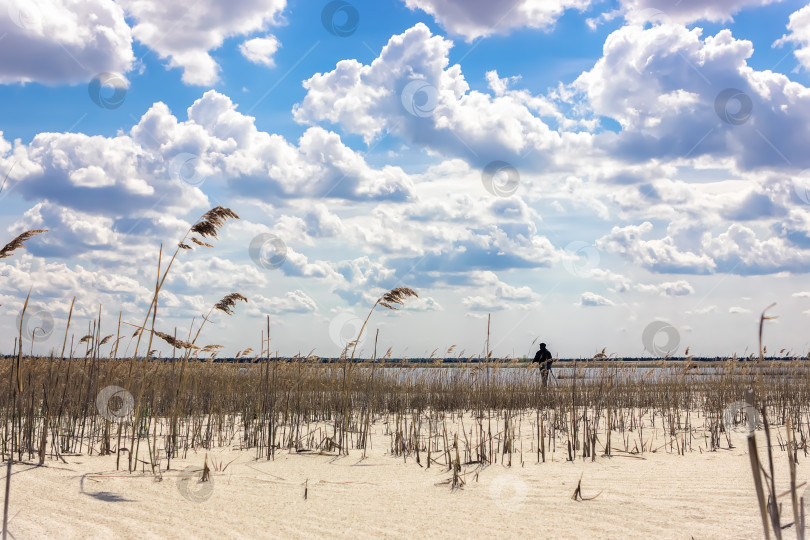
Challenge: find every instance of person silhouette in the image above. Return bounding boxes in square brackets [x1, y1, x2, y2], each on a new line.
[532, 343, 554, 387]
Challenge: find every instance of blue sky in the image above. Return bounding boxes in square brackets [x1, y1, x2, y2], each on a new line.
[2, 0, 810, 359]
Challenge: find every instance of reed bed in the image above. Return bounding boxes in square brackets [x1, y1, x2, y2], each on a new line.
[2, 355, 809, 472]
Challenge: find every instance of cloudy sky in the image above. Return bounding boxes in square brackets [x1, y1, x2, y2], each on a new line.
[2, 0, 810, 360]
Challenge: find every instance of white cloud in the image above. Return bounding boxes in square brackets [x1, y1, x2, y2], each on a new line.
[11, 202, 118, 258]
[0, 0, 133, 84]
[0, 91, 414, 230]
[239, 35, 280, 67]
[596, 218, 810, 276]
[597, 222, 716, 274]
[729, 306, 751, 314]
[249, 290, 318, 315]
[687, 305, 717, 315]
[774, 4, 810, 71]
[636, 279, 694, 296]
[704, 223, 810, 274]
[621, 0, 778, 24]
[293, 23, 587, 167]
[580, 292, 614, 306]
[461, 272, 540, 311]
[281, 247, 342, 281]
[589, 268, 632, 292]
[0, 126, 206, 236]
[403, 296, 442, 311]
[574, 23, 810, 170]
[118, 0, 286, 84]
[401, 0, 591, 41]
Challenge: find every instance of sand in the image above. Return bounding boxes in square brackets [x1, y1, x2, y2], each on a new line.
[2, 422, 802, 539]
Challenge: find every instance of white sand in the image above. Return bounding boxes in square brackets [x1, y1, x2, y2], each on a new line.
[3, 422, 803, 539]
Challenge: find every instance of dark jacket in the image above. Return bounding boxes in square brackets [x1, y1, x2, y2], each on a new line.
[533, 348, 553, 369]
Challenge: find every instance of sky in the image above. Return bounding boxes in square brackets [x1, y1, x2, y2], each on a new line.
[2, 0, 810, 360]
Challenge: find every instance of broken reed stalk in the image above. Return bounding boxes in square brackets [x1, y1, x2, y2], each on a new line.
[748, 432, 771, 540]
[787, 419, 803, 540]
[762, 410, 782, 540]
[2, 451, 9, 540]
[2, 440, 10, 540]
[15, 291, 30, 393]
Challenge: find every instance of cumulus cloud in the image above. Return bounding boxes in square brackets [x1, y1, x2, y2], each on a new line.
[149, 91, 415, 201]
[0, 0, 133, 84]
[621, 0, 778, 24]
[10, 202, 118, 258]
[580, 291, 614, 306]
[249, 290, 318, 314]
[597, 218, 810, 276]
[574, 22, 810, 171]
[722, 189, 784, 221]
[686, 305, 717, 315]
[461, 271, 540, 311]
[118, 0, 286, 84]
[636, 279, 694, 296]
[729, 306, 751, 314]
[774, 4, 810, 71]
[0, 252, 151, 321]
[0, 91, 414, 232]
[294, 23, 588, 168]
[239, 35, 280, 67]
[0, 126, 206, 246]
[705, 223, 810, 274]
[597, 222, 716, 274]
[401, 0, 591, 41]
[404, 296, 442, 311]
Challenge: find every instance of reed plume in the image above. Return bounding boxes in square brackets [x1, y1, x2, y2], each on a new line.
[378, 287, 418, 310]
[0, 230, 47, 259]
[190, 207, 240, 240]
[350, 287, 418, 360]
[214, 293, 248, 315]
[154, 330, 199, 351]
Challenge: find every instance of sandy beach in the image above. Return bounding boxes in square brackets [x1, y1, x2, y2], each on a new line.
[3, 422, 797, 540]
